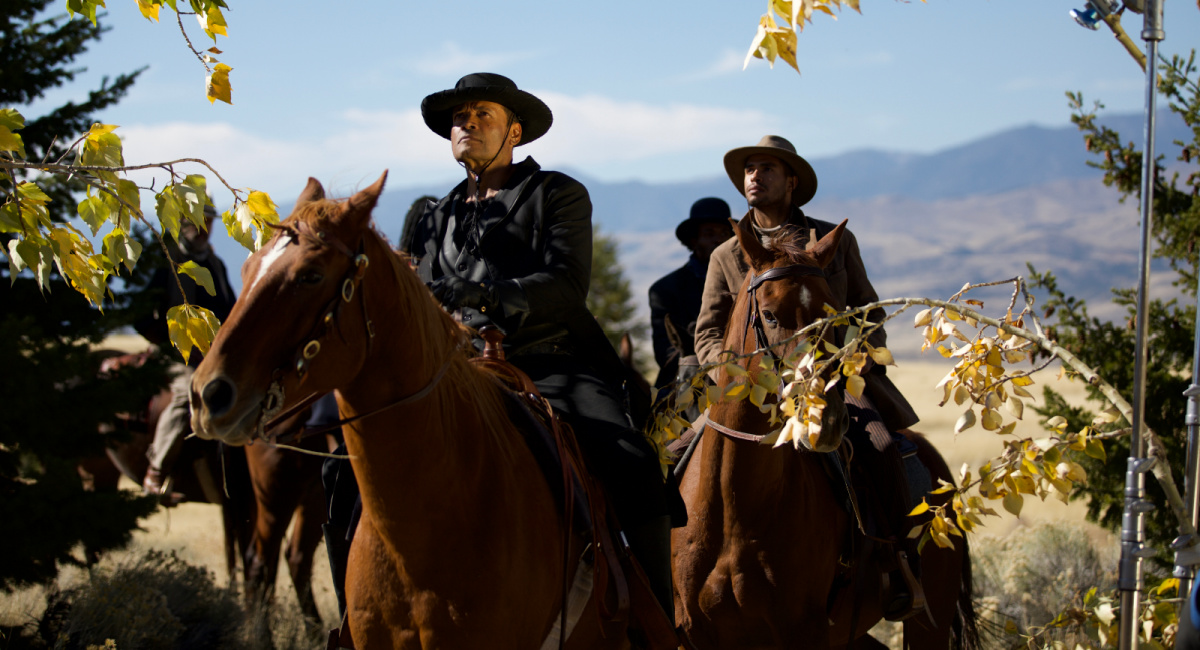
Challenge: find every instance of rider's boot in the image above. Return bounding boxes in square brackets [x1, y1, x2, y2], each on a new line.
[323, 522, 352, 622]
[142, 466, 182, 507]
[625, 514, 675, 626]
[875, 441, 925, 621]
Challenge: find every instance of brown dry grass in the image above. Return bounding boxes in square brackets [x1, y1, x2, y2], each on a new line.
[2, 352, 1114, 648]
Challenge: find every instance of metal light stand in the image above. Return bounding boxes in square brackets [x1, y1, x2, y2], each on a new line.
[1117, 1, 1165, 648]
[1175, 278, 1200, 600]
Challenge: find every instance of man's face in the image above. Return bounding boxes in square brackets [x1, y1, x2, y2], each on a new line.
[180, 215, 215, 249]
[744, 154, 796, 209]
[450, 100, 521, 167]
[690, 222, 734, 262]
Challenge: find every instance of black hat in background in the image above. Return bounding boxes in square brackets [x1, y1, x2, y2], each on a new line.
[675, 197, 732, 245]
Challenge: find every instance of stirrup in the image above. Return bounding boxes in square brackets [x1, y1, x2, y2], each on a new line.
[883, 551, 928, 623]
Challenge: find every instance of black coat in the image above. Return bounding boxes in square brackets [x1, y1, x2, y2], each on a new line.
[412, 157, 625, 382]
[648, 255, 706, 389]
[135, 245, 236, 367]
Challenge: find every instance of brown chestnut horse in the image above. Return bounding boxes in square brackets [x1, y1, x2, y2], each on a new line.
[189, 173, 642, 649]
[79, 351, 325, 629]
[672, 219, 979, 649]
[244, 410, 330, 632]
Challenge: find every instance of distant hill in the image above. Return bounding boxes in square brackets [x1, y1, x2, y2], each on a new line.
[363, 109, 1188, 237]
[214, 109, 1192, 358]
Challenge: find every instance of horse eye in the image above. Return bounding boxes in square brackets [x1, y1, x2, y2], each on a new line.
[298, 270, 324, 285]
[762, 309, 778, 327]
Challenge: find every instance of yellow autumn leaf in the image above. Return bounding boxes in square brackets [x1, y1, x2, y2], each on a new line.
[932, 531, 955, 549]
[247, 190, 278, 218]
[167, 305, 195, 364]
[907, 499, 930, 517]
[206, 63, 233, 105]
[1093, 405, 1123, 424]
[725, 382, 750, 401]
[867, 346, 894, 366]
[178, 260, 216, 296]
[1002, 491, 1024, 517]
[845, 374, 865, 398]
[1006, 396, 1024, 420]
[954, 409, 976, 434]
[749, 384, 768, 408]
[137, 0, 160, 20]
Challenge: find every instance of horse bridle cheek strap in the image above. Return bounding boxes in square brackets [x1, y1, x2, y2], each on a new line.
[255, 221, 376, 439]
[742, 263, 825, 359]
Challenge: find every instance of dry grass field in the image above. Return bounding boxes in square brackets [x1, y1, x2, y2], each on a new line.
[1, 350, 1114, 647]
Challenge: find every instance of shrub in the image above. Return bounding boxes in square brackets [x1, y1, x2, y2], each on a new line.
[37, 550, 246, 650]
[973, 522, 1117, 647]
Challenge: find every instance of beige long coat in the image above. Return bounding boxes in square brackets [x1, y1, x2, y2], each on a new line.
[694, 208, 919, 432]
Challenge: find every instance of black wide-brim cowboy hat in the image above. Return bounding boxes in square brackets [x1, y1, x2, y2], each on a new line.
[421, 73, 553, 145]
[675, 197, 733, 244]
[723, 135, 818, 207]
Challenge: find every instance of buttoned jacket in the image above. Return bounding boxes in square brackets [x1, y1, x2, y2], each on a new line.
[413, 156, 623, 379]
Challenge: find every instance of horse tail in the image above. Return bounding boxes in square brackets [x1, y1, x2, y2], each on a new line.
[951, 531, 982, 650]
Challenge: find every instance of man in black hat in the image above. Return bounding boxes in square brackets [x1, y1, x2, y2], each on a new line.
[694, 134, 926, 621]
[135, 202, 237, 503]
[407, 72, 678, 623]
[648, 198, 733, 392]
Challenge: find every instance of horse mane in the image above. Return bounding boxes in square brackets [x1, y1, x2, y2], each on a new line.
[764, 224, 819, 266]
[287, 199, 518, 462]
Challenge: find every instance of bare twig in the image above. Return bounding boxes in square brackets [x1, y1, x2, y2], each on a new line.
[175, 10, 211, 72]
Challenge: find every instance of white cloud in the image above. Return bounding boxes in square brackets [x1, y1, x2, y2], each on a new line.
[526, 91, 777, 167]
[118, 115, 458, 202]
[408, 42, 538, 77]
[675, 48, 749, 82]
[114, 91, 779, 201]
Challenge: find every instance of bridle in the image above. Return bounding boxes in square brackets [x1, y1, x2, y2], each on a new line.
[251, 220, 451, 440]
[705, 261, 828, 444]
[742, 262, 826, 360]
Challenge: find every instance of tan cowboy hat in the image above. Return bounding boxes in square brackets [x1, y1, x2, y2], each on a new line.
[723, 135, 818, 207]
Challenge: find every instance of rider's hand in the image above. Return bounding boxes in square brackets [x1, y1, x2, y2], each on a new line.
[428, 276, 499, 314]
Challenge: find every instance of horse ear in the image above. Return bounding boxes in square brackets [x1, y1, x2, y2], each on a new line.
[297, 177, 325, 203]
[734, 215, 772, 270]
[345, 171, 389, 224]
[810, 219, 848, 269]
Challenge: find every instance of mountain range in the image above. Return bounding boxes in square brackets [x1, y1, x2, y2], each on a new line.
[217, 110, 1193, 357]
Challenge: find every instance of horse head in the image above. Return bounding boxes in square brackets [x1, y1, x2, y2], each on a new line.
[732, 216, 850, 453]
[190, 173, 388, 445]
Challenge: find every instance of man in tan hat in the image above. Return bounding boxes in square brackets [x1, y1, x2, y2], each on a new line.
[694, 134, 924, 620]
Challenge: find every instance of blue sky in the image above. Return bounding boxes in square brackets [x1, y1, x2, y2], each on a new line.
[30, 0, 1200, 204]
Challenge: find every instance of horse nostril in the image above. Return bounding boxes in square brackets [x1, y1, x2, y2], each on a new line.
[201, 377, 236, 417]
